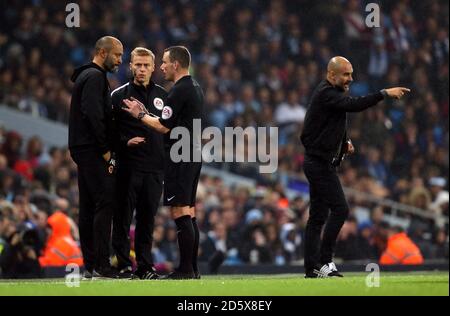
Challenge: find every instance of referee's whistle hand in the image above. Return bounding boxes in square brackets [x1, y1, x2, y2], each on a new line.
[122, 99, 140, 118]
[385, 87, 411, 99]
[129, 97, 148, 113]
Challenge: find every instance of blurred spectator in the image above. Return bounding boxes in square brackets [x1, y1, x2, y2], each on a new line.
[431, 228, 449, 259]
[368, 37, 389, 91]
[25, 136, 44, 169]
[279, 222, 302, 263]
[357, 222, 378, 260]
[199, 222, 228, 274]
[151, 224, 173, 274]
[364, 147, 388, 186]
[0, 219, 41, 278]
[429, 177, 449, 218]
[408, 186, 431, 210]
[239, 225, 273, 264]
[159, 223, 179, 265]
[335, 217, 360, 261]
[0, 131, 22, 168]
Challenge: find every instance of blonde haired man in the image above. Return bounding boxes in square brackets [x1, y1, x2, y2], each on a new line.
[111, 47, 167, 279]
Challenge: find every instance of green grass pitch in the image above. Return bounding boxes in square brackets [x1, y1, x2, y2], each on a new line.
[0, 272, 447, 296]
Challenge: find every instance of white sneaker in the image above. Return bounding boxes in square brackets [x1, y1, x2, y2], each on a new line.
[310, 264, 333, 278]
[327, 262, 344, 277]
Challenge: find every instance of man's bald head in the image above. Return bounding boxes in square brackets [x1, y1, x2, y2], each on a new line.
[327, 56, 351, 73]
[95, 36, 122, 55]
[93, 36, 123, 73]
[326, 56, 353, 92]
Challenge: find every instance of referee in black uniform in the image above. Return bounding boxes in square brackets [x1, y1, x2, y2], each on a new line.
[111, 47, 167, 280]
[69, 36, 123, 278]
[300, 56, 410, 278]
[122, 46, 204, 279]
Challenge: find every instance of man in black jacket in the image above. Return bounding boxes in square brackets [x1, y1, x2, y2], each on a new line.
[111, 47, 167, 280]
[300, 56, 410, 278]
[69, 36, 123, 279]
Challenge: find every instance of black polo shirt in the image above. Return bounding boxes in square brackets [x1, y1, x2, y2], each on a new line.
[159, 75, 204, 160]
[111, 80, 167, 173]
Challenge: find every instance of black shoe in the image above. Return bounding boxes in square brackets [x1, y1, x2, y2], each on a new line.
[329, 271, 344, 277]
[304, 271, 318, 278]
[304, 264, 332, 279]
[159, 269, 195, 280]
[133, 267, 160, 280]
[327, 262, 344, 277]
[117, 266, 133, 279]
[92, 266, 119, 279]
[194, 271, 201, 279]
[82, 269, 93, 280]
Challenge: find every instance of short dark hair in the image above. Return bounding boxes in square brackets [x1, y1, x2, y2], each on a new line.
[164, 46, 191, 69]
[95, 36, 121, 54]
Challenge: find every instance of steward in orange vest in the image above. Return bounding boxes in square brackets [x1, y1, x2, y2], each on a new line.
[39, 211, 83, 267]
[380, 228, 424, 265]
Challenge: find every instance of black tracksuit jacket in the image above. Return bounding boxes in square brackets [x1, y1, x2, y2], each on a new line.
[69, 62, 114, 158]
[300, 80, 385, 163]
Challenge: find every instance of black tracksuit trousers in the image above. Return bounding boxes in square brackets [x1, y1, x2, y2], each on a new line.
[76, 153, 116, 271]
[303, 154, 349, 271]
[112, 166, 163, 271]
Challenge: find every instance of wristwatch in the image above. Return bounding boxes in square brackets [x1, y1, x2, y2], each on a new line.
[137, 111, 146, 121]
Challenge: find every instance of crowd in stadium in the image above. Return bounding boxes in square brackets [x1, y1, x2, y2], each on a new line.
[0, 0, 448, 277]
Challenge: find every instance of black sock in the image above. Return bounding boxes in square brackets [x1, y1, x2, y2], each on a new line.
[174, 215, 195, 273]
[192, 217, 199, 274]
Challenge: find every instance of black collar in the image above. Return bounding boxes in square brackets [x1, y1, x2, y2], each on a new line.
[325, 79, 345, 92]
[90, 62, 107, 74]
[174, 75, 191, 86]
[130, 79, 155, 91]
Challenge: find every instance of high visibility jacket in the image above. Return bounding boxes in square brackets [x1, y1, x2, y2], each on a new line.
[380, 232, 424, 265]
[39, 211, 83, 267]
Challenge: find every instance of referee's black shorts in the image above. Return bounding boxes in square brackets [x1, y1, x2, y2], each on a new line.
[163, 161, 202, 207]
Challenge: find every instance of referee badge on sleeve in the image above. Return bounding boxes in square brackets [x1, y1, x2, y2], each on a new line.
[153, 97, 164, 110]
[162, 106, 173, 120]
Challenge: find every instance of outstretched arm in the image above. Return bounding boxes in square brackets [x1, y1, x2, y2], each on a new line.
[122, 97, 170, 134]
[382, 87, 411, 99]
[328, 87, 411, 112]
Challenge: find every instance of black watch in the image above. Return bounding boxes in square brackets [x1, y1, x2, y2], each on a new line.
[137, 112, 146, 121]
